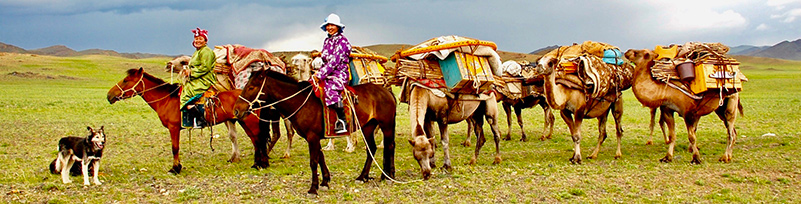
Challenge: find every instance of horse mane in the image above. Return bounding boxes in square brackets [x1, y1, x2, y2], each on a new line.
[126, 68, 181, 96]
[264, 70, 311, 87]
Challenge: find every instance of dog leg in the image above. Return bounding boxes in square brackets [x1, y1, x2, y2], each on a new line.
[61, 155, 73, 184]
[92, 160, 102, 185]
[82, 159, 91, 186]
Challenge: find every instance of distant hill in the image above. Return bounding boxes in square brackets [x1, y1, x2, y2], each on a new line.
[30, 45, 81, 57]
[529, 45, 559, 55]
[0, 42, 172, 59]
[747, 39, 801, 61]
[730, 45, 769, 55]
[0, 42, 27, 54]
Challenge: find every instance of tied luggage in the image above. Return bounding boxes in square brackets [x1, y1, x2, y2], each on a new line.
[440, 52, 495, 94]
[348, 47, 389, 86]
[689, 56, 745, 94]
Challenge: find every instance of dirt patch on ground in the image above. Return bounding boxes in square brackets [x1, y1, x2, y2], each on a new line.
[6, 71, 80, 80]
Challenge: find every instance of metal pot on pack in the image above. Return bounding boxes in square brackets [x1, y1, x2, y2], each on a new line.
[676, 60, 695, 81]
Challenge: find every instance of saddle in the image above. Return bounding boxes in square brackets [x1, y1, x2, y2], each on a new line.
[312, 79, 357, 138]
[181, 90, 217, 129]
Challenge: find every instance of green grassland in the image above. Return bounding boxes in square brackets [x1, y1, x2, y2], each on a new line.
[0, 52, 799, 203]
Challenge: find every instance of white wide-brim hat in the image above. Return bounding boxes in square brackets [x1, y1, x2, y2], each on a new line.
[320, 13, 345, 31]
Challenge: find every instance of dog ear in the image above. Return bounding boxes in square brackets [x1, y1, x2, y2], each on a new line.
[87, 126, 93, 132]
[408, 139, 415, 146]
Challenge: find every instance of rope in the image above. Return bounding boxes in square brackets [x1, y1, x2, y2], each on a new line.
[346, 93, 423, 184]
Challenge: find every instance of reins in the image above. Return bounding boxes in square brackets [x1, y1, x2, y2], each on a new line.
[237, 78, 313, 122]
[114, 74, 178, 104]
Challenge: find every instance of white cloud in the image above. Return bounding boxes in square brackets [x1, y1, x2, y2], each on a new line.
[756, 23, 770, 30]
[261, 29, 322, 52]
[770, 8, 801, 22]
[666, 9, 747, 31]
[767, 0, 801, 10]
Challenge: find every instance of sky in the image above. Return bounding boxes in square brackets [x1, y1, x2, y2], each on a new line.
[1, 0, 800, 56]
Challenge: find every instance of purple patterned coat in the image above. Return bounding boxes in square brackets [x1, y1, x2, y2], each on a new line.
[316, 33, 352, 106]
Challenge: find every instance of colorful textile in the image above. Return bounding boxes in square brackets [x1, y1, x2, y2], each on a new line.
[192, 27, 208, 41]
[180, 45, 217, 108]
[316, 33, 352, 106]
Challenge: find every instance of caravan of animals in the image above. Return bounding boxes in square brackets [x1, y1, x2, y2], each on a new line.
[8, 24, 763, 198]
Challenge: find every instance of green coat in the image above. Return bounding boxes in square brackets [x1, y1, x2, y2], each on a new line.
[180, 45, 217, 108]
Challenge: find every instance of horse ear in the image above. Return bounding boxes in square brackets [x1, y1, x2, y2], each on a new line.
[408, 139, 415, 146]
[137, 67, 144, 73]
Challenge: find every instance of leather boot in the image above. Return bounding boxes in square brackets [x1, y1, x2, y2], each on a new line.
[330, 102, 347, 134]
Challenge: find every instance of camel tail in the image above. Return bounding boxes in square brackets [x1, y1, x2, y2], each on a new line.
[648, 108, 657, 135]
[737, 101, 744, 117]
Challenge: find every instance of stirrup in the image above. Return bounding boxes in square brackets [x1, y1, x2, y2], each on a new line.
[334, 119, 347, 134]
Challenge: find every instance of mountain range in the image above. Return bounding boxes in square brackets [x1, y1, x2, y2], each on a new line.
[2, 39, 801, 61]
[0, 42, 171, 59]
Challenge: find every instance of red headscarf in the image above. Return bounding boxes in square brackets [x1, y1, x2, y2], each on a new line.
[192, 27, 208, 41]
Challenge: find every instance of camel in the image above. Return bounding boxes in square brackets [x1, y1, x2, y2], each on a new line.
[535, 45, 633, 164]
[625, 49, 743, 164]
[407, 85, 502, 179]
[462, 87, 553, 147]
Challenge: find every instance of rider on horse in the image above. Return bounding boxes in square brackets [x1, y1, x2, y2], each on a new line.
[180, 27, 217, 128]
[316, 13, 352, 134]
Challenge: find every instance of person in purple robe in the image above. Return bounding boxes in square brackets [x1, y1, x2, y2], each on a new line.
[316, 13, 352, 133]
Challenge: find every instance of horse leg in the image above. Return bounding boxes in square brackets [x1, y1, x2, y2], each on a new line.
[306, 138, 322, 195]
[356, 122, 378, 182]
[266, 115, 282, 156]
[282, 119, 294, 159]
[240, 119, 269, 169]
[685, 115, 702, 164]
[540, 101, 555, 140]
[224, 121, 241, 163]
[612, 98, 624, 159]
[501, 101, 513, 141]
[380, 120, 396, 180]
[168, 127, 182, 174]
[318, 145, 331, 191]
[716, 96, 739, 163]
[660, 108, 677, 163]
[587, 110, 610, 160]
[345, 129, 356, 153]
[322, 139, 335, 151]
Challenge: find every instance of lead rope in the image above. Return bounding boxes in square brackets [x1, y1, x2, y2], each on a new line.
[347, 94, 423, 184]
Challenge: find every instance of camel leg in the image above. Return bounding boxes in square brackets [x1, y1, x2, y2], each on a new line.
[485, 100, 503, 164]
[561, 110, 584, 164]
[168, 127, 182, 174]
[470, 114, 485, 165]
[424, 118, 437, 169]
[438, 119, 453, 171]
[659, 111, 668, 144]
[515, 106, 527, 142]
[283, 119, 294, 159]
[685, 115, 702, 164]
[540, 101, 555, 140]
[660, 108, 677, 163]
[612, 98, 624, 159]
[501, 102, 513, 141]
[224, 121, 241, 163]
[587, 110, 610, 160]
[647, 107, 657, 145]
[462, 117, 474, 147]
[716, 96, 739, 163]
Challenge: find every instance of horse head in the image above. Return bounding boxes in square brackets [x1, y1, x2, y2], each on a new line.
[409, 135, 435, 180]
[107, 68, 146, 104]
[234, 69, 268, 119]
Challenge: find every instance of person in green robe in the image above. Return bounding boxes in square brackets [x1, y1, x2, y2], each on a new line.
[180, 27, 217, 128]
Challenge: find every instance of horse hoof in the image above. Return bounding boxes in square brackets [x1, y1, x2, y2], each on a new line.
[659, 156, 673, 163]
[306, 192, 318, 198]
[502, 136, 511, 141]
[461, 141, 471, 147]
[520, 137, 528, 142]
[645, 141, 653, 145]
[468, 158, 477, 165]
[228, 157, 241, 163]
[691, 158, 702, 165]
[168, 164, 182, 174]
[493, 157, 502, 164]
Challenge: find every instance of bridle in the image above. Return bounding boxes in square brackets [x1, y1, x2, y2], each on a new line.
[113, 73, 176, 103]
[237, 77, 313, 122]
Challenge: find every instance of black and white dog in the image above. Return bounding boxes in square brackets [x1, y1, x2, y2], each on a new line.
[49, 126, 106, 185]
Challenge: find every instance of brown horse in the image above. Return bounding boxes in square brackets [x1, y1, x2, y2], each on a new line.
[106, 68, 278, 173]
[233, 69, 397, 195]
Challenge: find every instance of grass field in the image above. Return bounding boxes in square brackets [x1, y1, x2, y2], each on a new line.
[0, 52, 799, 203]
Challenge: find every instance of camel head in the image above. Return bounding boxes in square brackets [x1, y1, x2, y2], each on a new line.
[408, 135, 435, 180]
[535, 55, 557, 75]
[624, 49, 657, 70]
[165, 55, 190, 73]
